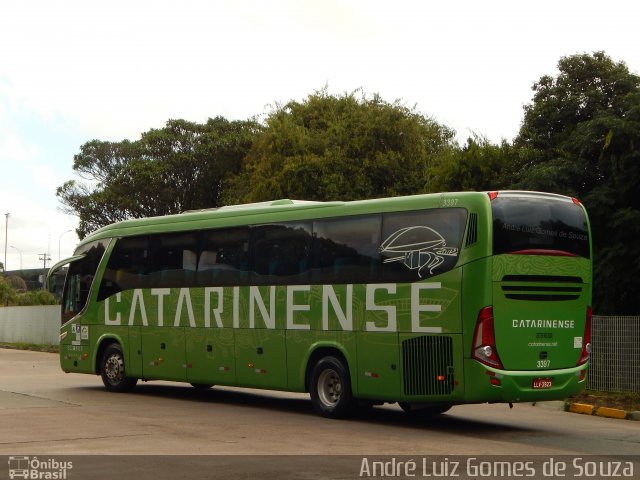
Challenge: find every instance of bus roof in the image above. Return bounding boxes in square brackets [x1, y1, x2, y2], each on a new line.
[77, 191, 571, 248]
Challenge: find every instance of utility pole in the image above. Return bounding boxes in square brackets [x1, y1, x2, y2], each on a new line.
[39, 253, 51, 288]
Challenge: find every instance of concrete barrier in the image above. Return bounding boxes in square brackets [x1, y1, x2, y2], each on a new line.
[0, 305, 61, 345]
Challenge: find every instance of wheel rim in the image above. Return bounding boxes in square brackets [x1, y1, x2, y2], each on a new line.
[104, 353, 125, 385]
[317, 368, 342, 407]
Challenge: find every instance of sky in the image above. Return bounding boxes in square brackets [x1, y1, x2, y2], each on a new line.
[1, 0, 639, 271]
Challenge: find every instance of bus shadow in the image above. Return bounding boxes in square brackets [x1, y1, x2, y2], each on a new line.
[82, 382, 538, 438]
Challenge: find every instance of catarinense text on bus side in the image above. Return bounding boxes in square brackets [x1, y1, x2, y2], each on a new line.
[102, 283, 444, 333]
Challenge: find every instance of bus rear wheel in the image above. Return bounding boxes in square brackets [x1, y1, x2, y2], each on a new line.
[309, 356, 353, 419]
[100, 343, 138, 392]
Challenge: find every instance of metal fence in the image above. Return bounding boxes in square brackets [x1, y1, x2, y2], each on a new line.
[0, 305, 61, 345]
[588, 315, 640, 393]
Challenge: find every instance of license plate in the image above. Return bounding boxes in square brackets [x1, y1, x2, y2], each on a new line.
[532, 378, 553, 389]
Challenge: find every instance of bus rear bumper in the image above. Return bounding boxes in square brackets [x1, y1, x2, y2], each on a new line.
[463, 359, 588, 404]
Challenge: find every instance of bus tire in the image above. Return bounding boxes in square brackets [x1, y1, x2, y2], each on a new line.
[399, 402, 452, 416]
[309, 356, 353, 419]
[100, 343, 138, 392]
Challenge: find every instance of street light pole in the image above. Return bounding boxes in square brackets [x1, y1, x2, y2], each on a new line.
[3, 213, 9, 273]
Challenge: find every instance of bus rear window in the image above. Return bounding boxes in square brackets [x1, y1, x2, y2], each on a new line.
[492, 195, 590, 258]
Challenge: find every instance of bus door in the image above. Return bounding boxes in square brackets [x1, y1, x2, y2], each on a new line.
[54, 240, 109, 375]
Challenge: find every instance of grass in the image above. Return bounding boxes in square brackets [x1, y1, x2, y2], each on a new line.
[0, 342, 59, 353]
[568, 389, 640, 412]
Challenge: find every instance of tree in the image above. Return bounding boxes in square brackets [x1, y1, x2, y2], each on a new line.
[0, 276, 56, 306]
[5, 275, 27, 292]
[57, 117, 261, 239]
[513, 52, 640, 314]
[224, 89, 456, 203]
[15, 289, 57, 306]
[425, 134, 513, 193]
[0, 277, 16, 306]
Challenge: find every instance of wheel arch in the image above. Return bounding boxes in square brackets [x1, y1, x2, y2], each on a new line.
[304, 344, 355, 394]
[93, 334, 126, 375]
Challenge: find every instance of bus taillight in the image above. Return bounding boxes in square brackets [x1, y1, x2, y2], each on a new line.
[577, 306, 592, 365]
[472, 306, 503, 369]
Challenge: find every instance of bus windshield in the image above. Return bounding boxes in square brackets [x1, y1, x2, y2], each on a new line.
[491, 194, 590, 258]
[61, 240, 108, 324]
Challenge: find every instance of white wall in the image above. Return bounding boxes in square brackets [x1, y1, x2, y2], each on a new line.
[0, 305, 61, 345]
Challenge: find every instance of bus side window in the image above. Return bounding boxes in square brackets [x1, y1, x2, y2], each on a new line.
[97, 236, 149, 301]
[197, 227, 250, 286]
[312, 215, 381, 284]
[147, 232, 197, 288]
[380, 208, 467, 282]
[183, 250, 197, 271]
[250, 223, 312, 285]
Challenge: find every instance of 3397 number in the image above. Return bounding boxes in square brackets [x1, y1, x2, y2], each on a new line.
[440, 198, 459, 207]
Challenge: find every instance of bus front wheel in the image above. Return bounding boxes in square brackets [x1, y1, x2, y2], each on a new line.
[309, 356, 353, 419]
[100, 343, 138, 392]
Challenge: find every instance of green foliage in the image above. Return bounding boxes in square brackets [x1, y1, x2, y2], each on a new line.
[0, 277, 17, 306]
[224, 89, 456, 203]
[57, 117, 261, 239]
[425, 134, 513, 193]
[0, 277, 57, 306]
[15, 290, 58, 306]
[5, 275, 27, 292]
[513, 51, 640, 314]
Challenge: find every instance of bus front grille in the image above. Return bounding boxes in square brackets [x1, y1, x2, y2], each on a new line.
[402, 335, 454, 396]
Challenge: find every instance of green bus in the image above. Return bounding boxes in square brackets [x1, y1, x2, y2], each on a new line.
[51, 191, 592, 418]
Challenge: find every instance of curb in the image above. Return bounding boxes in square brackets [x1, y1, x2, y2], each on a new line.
[568, 402, 593, 415]
[565, 402, 638, 420]
[595, 406, 627, 419]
